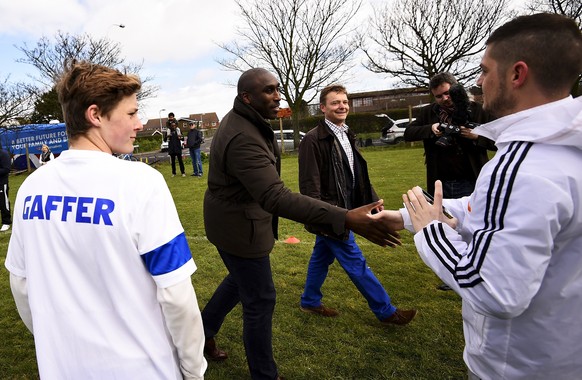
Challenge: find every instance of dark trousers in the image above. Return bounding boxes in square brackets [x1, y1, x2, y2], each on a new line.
[202, 249, 278, 380]
[0, 182, 11, 225]
[442, 179, 475, 199]
[169, 153, 185, 175]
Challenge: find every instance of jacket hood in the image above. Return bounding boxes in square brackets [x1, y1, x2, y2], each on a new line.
[474, 96, 582, 148]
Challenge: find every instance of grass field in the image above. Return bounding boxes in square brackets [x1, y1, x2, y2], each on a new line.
[0, 145, 466, 380]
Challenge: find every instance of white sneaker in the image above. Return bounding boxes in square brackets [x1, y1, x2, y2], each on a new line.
[0, 224, 11, 232]
[182, 173, 186, 177]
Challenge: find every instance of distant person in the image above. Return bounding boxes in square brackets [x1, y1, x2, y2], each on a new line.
[405, 72, 496, 291]
[202, 67, 401, 380]
[39, 144, 54, 165]
[298, 84, 416, 325]
[166, 112, 186, 177]
[5, 60, 207, 379]
[0, 143, 11, 232]
[186, 121, 204, 177]
[394, 13, 582, 379]
[405, 72, 495, 198]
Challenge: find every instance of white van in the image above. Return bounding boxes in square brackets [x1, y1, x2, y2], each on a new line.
[273, 130, 306, 150]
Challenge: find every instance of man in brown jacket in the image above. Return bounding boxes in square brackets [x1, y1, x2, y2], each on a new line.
[201, 68, 401, 380]
[298, 84, 417, 325]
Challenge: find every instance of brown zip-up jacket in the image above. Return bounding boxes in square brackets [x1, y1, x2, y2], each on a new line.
[298, 120, 379, 240]
[203, 97, 347, 258]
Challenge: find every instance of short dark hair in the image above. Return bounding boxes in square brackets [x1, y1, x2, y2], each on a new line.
[237, 68, 272, 96]
[486, 13, 582, 93]
[168, 112, 175, 117]
[429, 72, 457, 91]
[320, 84, 347, 105]
[56, 60, 141, 140]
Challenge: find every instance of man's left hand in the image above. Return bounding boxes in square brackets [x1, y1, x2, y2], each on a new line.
[403, 181, 457, 231]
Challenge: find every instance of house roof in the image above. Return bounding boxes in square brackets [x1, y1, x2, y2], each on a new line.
[140, 112, 220, 136]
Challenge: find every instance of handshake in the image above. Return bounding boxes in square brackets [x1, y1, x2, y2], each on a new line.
[346, 181, 457, 247]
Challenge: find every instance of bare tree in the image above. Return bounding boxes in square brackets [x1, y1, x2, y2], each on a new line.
[16, 31, 157, 101]
[0, 75, 37, 127]
[217, 0, 362, 145]
[526, 0, 582, 23]
[360, 0, 514, 88]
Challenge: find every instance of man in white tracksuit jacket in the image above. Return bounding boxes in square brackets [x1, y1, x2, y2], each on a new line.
[390, 14, 582, 380]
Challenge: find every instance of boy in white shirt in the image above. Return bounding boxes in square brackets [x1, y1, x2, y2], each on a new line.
[5, 60, 207, 379]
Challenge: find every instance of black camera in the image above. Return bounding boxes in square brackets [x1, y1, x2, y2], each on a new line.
[435, 84, 479, 148]
[436, 121, 479, 147]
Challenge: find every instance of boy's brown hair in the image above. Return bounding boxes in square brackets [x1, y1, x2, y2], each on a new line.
[56, 60, 141, 139]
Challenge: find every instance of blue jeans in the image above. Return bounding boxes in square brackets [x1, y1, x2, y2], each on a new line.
[301, 232, 396, 320]
[189, 147, 202, 176]
[442, 179, 475, 198]
[201, 250, 278, 380]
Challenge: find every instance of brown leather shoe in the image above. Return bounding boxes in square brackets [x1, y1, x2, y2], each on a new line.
[300, 304, 339, 317]
[381, 308, 417, 326]
[204, 338, 228, 361]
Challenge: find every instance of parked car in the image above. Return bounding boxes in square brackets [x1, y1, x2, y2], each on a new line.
[378, 114, 416, 144]
[160, 139, 185, 152]
[274, 130, 306, 150]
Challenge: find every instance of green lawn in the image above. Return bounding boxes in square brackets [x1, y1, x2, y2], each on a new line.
[0, 146, 466, 380]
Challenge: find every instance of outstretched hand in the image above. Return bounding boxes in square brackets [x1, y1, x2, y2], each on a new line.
[345, 200, 402, 247]
[402, 181, 457, 232]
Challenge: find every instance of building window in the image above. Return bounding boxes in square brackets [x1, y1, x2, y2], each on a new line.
[353, 97, 373, 108]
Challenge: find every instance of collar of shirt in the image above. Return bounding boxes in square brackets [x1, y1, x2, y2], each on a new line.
[325, 119, 349, 140]
[324, 118, 355, 180]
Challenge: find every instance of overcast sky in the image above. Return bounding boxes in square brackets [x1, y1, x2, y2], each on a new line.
[0, 0, 525, 123]
[0, 0, 404, 123]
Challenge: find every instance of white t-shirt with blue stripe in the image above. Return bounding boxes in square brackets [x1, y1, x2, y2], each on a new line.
[5, 149, 195, 379]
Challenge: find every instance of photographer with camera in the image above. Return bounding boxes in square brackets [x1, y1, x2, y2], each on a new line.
[405, 72, 495, 290]
[404, 72, 495, 199]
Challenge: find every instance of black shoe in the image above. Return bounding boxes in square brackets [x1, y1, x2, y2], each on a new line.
[437, 283, 452, 291]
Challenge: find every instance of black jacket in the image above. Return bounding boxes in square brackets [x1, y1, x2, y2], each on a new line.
[0, 148, 10, 184]
[404, 102, 496, 195]
[166, 126, 183, 155]
[186, 128, 203, 149]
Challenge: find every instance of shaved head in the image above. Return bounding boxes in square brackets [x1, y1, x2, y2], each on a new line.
[237, 68, 273, 96]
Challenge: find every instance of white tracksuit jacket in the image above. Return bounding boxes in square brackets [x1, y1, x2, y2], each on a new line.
[403, 96, 582, 379]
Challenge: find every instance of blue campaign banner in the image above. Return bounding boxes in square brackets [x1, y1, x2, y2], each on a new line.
[0, 123, 68, 155]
